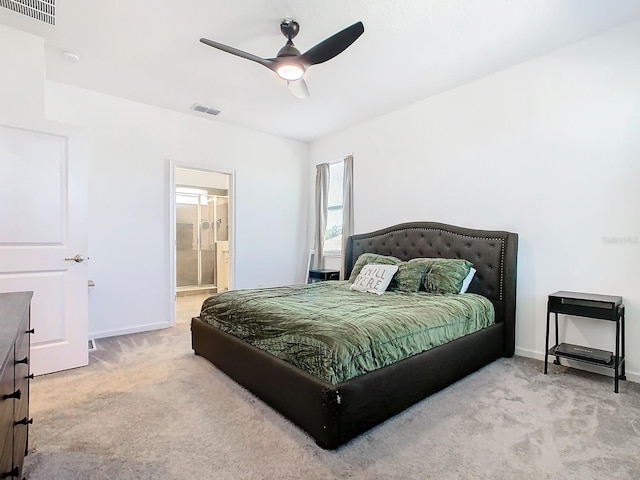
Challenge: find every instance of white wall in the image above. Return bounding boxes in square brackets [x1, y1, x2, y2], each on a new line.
[0, 25, 44, 121]
[45, 82, 309, 338]
[310, 21, 640, 380]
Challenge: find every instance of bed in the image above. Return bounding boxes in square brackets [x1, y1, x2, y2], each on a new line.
[191, 221, 518, 449]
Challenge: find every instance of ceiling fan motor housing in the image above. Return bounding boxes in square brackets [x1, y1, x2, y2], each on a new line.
[277, 40, 301, 58]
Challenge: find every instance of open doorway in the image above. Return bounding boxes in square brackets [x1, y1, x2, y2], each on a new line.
[171, 166, 233, 324]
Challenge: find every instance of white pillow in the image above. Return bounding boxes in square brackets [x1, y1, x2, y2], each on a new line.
[350, 264, 399, 295]
[459, 267, 477, 294]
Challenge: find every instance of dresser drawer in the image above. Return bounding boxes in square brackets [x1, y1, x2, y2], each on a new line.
[12, 417, 27, 478]
[0, 354, 15, 440]
[13, 323, 29, 370]
[0, 427, 13, 479]
[13, 328, 29, 410]
[13, 314, 30, 424]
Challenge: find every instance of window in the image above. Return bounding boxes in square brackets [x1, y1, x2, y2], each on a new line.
[175, 186, 208, 205]
[324, 162, 344, 255]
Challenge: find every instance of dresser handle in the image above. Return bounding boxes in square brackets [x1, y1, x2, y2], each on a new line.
[15, 356, 28, 365]
[26, 373, 34, 380]
[3, 389, 21, 400]
[15, 417, 33, 426]
[26, 328, 35, 334]
[1, 466, 18, 478]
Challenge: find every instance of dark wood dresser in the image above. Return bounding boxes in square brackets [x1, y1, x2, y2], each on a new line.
[0, 292, 33, 479]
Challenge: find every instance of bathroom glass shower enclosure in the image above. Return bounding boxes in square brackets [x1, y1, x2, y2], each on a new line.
[175, 186, 229, 291]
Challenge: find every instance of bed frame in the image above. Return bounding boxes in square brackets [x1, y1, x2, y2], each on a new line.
[191, 221, 518, 449]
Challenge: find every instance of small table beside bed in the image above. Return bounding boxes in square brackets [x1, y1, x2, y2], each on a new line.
[191, 221, 518, 449]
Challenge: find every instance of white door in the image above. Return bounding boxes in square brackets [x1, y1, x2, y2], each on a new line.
[0, 120, 88, 375]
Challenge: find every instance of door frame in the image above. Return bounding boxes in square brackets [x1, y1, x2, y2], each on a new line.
[168, 160, 235, 326]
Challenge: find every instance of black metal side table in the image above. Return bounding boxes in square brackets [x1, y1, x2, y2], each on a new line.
[544, 291, 625, 393]
[307, 269, 340, 283]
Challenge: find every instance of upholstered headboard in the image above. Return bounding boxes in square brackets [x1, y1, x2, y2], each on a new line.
[344, 222, 518, 356]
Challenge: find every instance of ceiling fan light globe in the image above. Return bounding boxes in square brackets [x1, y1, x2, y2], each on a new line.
[276, 64, 305, 81]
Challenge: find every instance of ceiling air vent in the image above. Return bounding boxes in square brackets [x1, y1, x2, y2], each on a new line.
[0, 0, 56, 25]
[191, 104, 220, 116]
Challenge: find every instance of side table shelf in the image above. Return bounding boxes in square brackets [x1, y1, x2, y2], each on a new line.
[546, 347, 623, 370]
[544, 291, 625, 393]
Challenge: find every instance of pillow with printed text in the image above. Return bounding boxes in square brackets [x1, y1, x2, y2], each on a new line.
[349, 264, 399, 295]
[348, 253, 401, 282]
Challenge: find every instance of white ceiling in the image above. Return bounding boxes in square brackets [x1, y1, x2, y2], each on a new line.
[2, 1, 640, 142]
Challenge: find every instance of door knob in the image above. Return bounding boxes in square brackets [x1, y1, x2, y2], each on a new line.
[64, 254, 85, 263]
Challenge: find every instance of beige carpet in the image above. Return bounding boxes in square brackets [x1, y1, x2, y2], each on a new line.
[23, 324, 640, 480]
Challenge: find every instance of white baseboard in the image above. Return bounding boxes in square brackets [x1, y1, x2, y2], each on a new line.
[89, 320, 172, 340]
[515, 347, 639, 384]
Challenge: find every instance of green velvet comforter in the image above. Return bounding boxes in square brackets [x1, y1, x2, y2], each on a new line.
[199, 281, 494, 385]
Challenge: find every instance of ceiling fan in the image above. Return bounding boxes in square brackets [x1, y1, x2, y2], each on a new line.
[200, 19, 364, 98]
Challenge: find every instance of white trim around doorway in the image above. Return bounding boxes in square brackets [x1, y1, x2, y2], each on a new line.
[168, 160, 236, 326]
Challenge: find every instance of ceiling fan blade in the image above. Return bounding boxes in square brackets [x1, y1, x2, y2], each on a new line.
[300, 22, 364, 66]
[200, 38, 276, 70]
[287, 78, 310, 99]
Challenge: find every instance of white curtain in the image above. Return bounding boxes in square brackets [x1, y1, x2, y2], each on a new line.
[341, 155, 354, 279]
[314, 163, 330, 270]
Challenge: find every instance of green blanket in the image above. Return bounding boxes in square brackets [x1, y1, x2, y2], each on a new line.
[200, 281, 494, 384]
